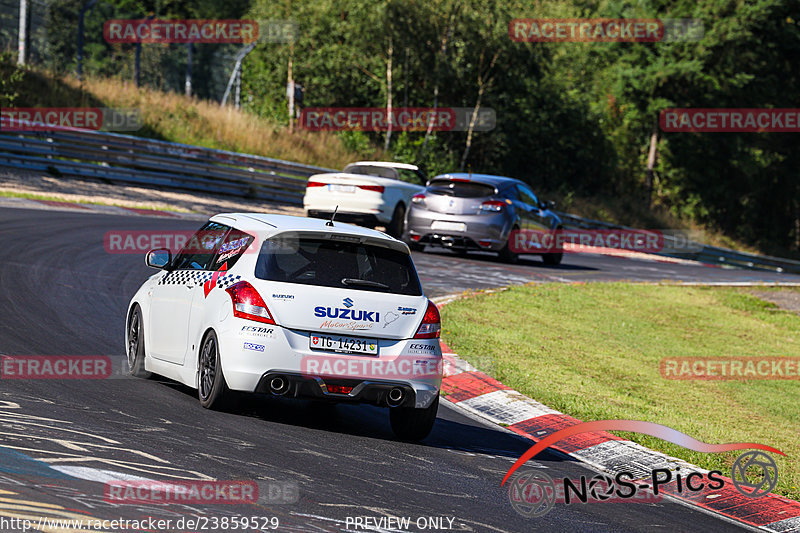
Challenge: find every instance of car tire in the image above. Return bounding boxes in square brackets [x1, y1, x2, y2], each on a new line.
[126, 305, 152, 379]
[387, 203, 406, 238]
[198, 330, 230, 409]
[542, 251, 563, 265]
[498, 227, 520, 264]
[389, 394, 439, 441]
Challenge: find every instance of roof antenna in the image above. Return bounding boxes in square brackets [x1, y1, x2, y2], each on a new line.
[326, 206, 338, 227]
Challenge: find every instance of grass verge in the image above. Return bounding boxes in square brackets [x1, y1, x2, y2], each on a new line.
[440, 283, 800, 500]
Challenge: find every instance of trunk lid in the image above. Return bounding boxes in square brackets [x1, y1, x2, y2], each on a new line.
[257, 282, 428, 340]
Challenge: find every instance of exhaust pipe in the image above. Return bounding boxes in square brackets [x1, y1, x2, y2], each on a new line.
[387, 387, 405, 407]
[269, 376, 289, 396]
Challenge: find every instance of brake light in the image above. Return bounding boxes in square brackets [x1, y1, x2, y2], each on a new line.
[306, 181, 326, 188]
[414, 300, 441, 339]
[480, 200, 506, 213]
[225, 281, 275, 324]
[358, 185, 385, 193]
[412, 193, 426, 204]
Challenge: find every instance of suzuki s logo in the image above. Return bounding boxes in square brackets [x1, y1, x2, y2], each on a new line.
[342, 298, 354, 308]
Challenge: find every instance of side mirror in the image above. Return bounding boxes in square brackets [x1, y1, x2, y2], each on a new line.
[540, 200, 556, 210]
[145, 248, 171, 269]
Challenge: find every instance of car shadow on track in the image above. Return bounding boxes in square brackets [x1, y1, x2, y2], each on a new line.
[161, 380, 564, 463]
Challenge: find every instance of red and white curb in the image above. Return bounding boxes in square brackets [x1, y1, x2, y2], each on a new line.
[434, 294, 800, 532]
[562, 242, 718, 267]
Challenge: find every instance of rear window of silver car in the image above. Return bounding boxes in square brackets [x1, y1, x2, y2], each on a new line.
[254, 236, 422, 296]
[428, 179, 495, 198]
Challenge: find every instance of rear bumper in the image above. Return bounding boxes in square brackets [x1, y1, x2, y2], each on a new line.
[255, 372, 419, 408]
[303, 191, 392, 224]
[405, 209, 510, 251]
[217, 319, 442, 409]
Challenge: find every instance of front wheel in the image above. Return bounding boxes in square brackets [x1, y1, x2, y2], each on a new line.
[390, 395, 439, 441]
[127, 306, 151, 379]
[198, 330, 230, 409]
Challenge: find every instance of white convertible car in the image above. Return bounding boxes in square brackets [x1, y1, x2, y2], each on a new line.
[303, 161, 426, 237]
[125, 213, 442, 440]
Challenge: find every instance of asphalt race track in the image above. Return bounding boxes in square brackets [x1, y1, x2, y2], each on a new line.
[0, 207, 794, 532]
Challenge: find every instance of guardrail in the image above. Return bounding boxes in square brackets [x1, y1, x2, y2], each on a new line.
[0, 127, 336, 205]
[556, 212, 800, 275]
[1, 126, 799, 274]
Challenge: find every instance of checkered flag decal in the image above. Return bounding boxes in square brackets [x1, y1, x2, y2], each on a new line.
[158, 270, 214, 287]
[216, 274, 242, 289]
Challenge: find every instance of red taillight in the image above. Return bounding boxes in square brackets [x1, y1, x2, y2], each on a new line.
[327, 385, 353, 394]
[480, 200, 506, 213]
[358, 185, 385, 193]
[225, 281, 275, 324]
[306, 181, 326, 188]
[410, 234, 422, 242]
[412, 193, 426, 204]
[414, 300, 441, 339]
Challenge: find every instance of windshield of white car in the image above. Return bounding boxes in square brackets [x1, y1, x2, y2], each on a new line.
[254, 237, 422, 296]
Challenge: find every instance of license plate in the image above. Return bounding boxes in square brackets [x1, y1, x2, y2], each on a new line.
[431, 220, 466, 232]
[329, 184, 356, 193]
[309, 334, 378, 355]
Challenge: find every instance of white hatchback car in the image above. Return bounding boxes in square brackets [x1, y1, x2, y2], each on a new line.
[126, 213, 442, 440]
[303, 162, 426, 238]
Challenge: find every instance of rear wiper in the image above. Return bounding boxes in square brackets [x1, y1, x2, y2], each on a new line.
[341, 278, 390, 290]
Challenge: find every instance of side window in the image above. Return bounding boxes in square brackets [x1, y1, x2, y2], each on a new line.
[214, 229, 255, 269]
[171, 222, 229, 271]
[516, 184, 539, 207]
[502, 186, 520, 201]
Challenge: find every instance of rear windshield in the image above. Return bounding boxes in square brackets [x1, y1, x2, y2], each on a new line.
[427, 179, 495, 198]
[254, 236, 422, 296]
[343, 164, 398, 179]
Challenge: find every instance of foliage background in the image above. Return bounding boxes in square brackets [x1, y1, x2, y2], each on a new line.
[1, 0, 798, 256]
